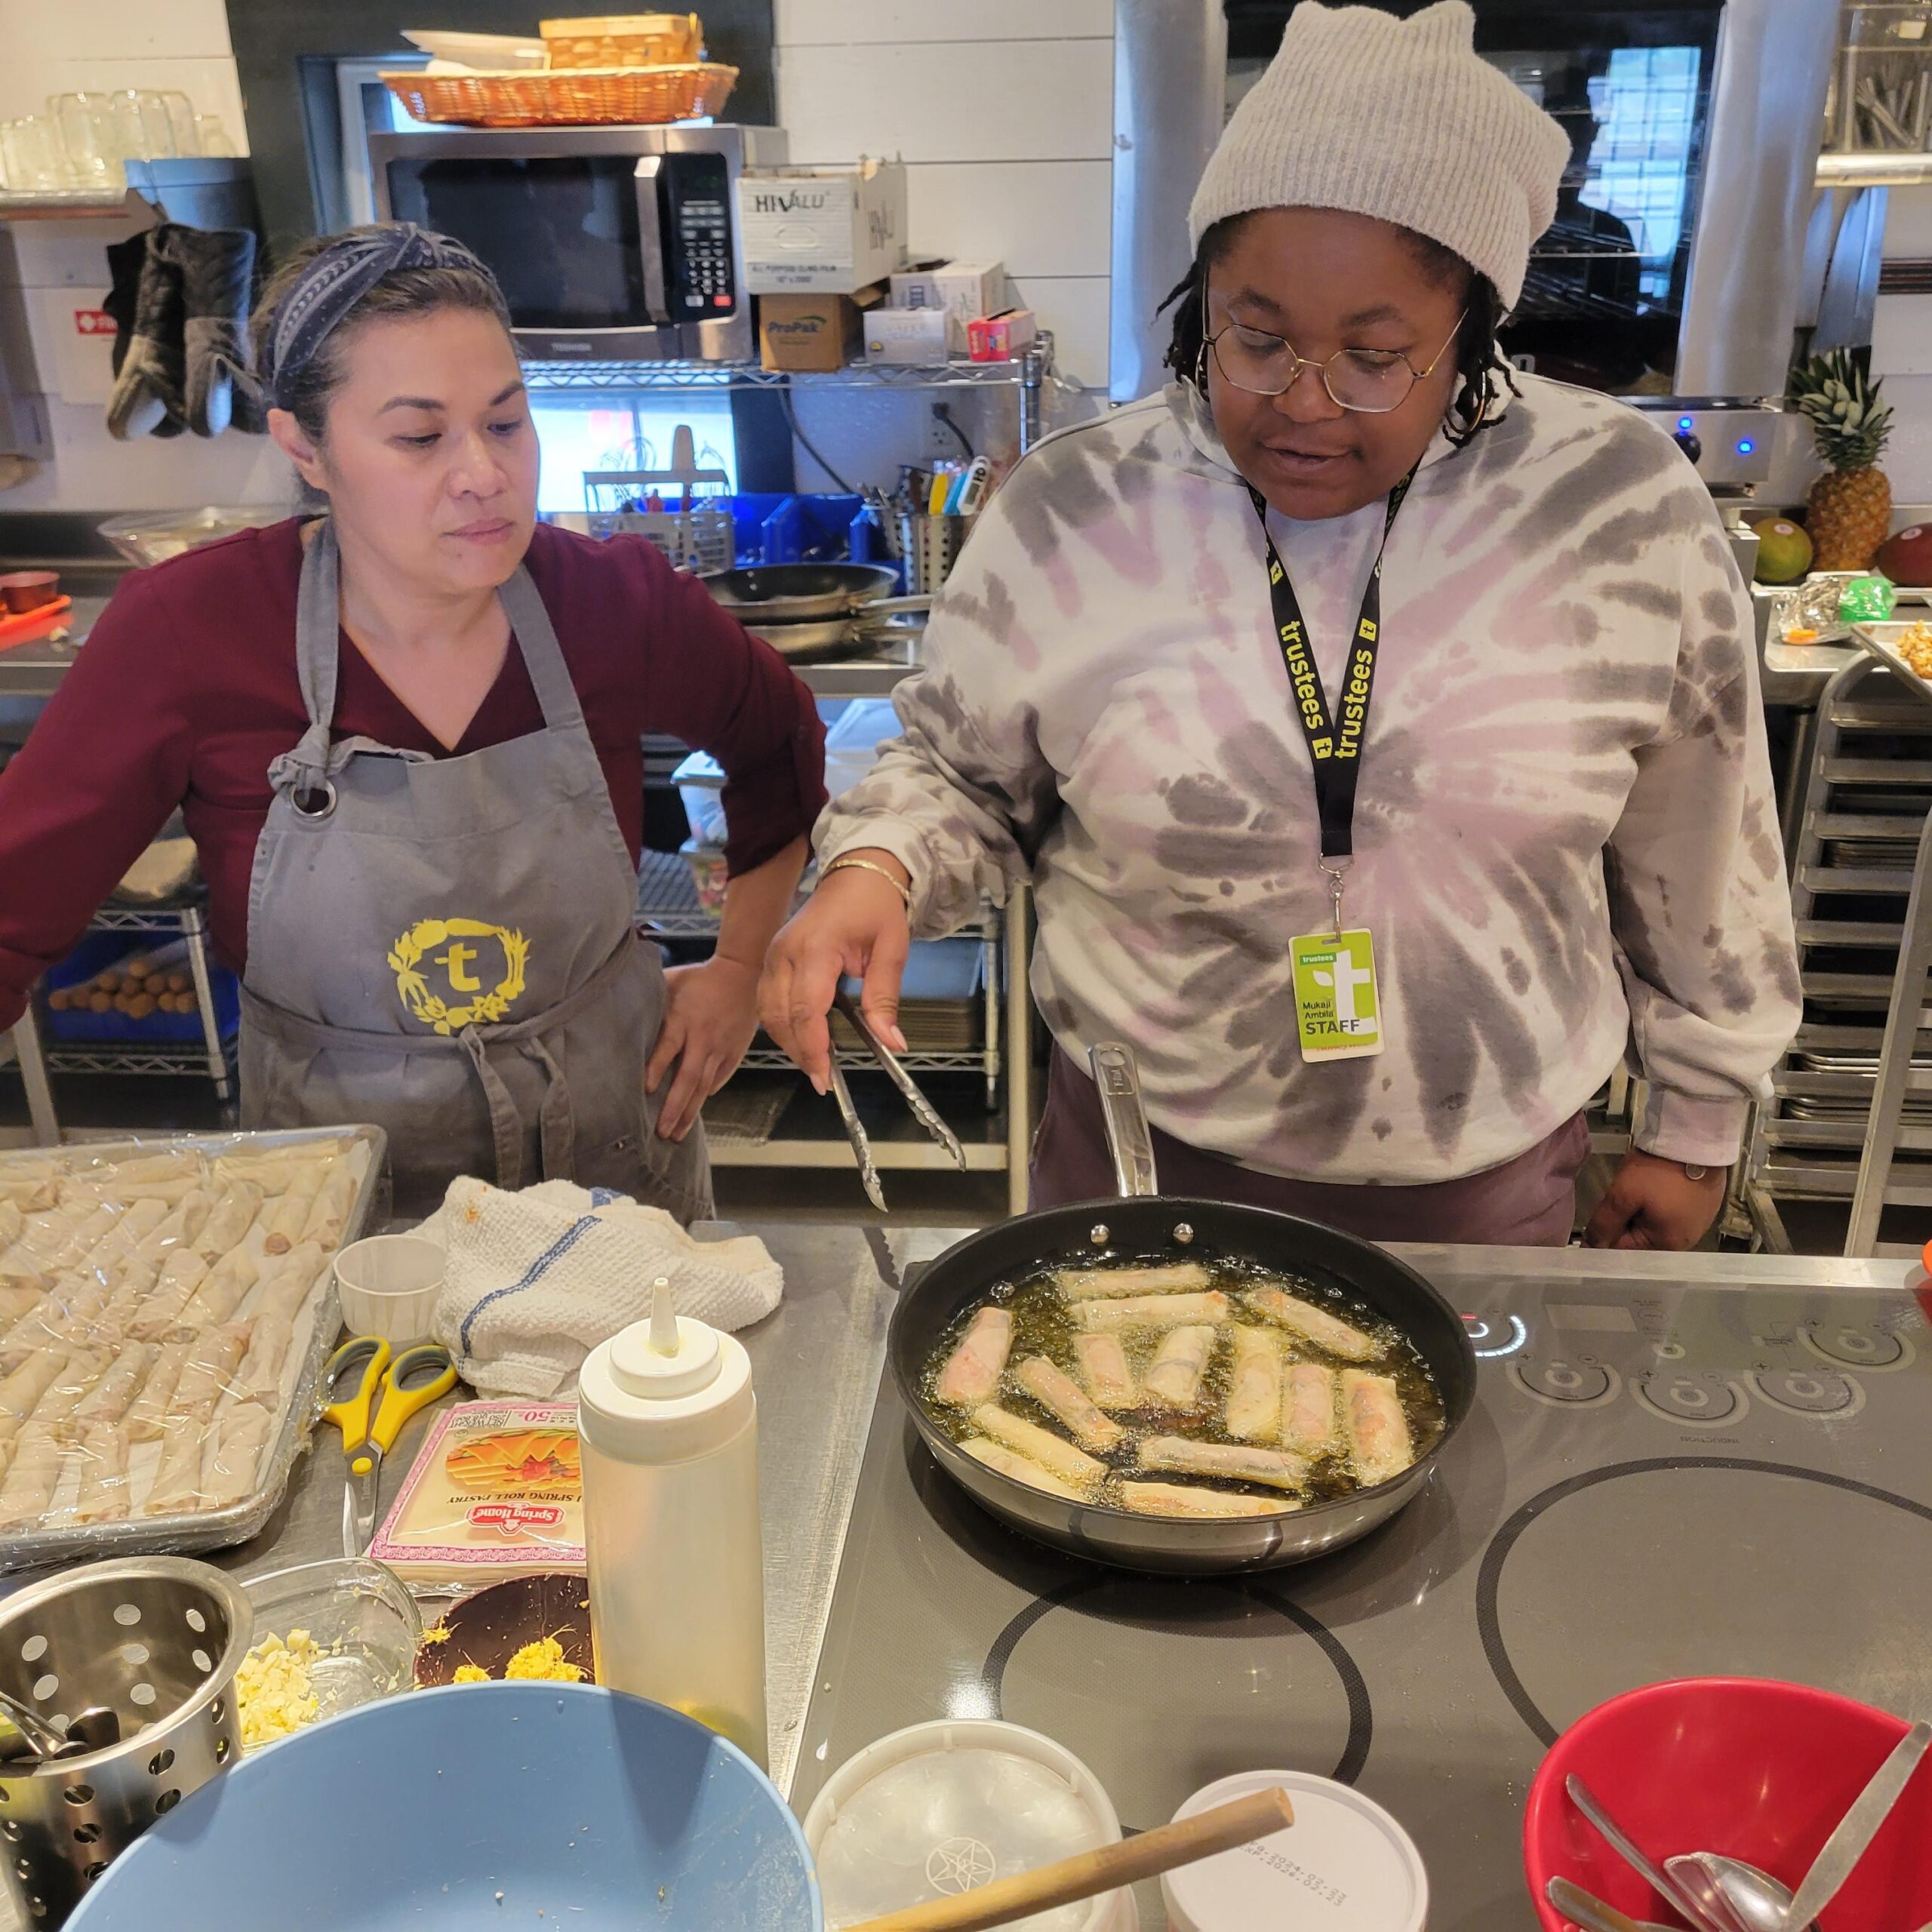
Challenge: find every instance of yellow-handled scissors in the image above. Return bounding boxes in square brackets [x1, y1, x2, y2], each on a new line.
[321, 1335, 457, 1555]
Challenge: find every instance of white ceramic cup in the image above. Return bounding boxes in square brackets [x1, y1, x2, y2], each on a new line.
[334, 1234, 445, 1345]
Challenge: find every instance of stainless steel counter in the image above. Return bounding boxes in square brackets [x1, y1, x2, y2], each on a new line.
[0, 599, 103, 703]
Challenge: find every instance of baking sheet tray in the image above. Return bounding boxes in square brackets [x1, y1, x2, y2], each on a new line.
[1852, 620, 1932, 706]
[0, 1125, 386, 1571]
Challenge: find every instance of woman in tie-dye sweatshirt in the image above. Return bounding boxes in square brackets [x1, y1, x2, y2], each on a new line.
[761, 2, 1800, 1248]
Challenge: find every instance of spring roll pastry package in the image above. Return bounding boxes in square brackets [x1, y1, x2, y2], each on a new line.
[368, 1401, 584, 1586]
[0, 1135, 374, 1552]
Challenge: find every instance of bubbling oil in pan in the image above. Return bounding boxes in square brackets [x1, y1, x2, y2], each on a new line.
[920, 1254, 1444, 1512]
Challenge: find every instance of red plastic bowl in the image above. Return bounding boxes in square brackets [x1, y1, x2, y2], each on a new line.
[1524, 1677, 1932, 1930]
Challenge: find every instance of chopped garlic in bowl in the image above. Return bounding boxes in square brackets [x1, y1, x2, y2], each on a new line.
[236, 1629, 325, 1747]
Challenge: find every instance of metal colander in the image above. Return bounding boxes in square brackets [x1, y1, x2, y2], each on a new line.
[0, 1557, 252, 1927]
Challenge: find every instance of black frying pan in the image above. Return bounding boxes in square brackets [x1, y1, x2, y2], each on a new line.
[887, 1044, 1477, 1573]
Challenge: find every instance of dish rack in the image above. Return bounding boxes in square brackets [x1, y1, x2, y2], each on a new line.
[380, 63, 736, 128]
[579, 466, 736, 574]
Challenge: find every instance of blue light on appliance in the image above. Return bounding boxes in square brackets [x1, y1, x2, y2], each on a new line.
[1678, 415, 1695, 432]
[1737, 438, 1755, 454]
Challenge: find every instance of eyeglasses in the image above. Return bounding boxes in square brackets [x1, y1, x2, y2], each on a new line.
[1205, 310, 1466, 414]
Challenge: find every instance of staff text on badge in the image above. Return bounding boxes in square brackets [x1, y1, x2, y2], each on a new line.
[1289, 928, 1385, 1062]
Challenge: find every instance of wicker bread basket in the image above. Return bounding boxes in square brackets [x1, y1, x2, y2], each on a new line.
[540, 13, 703, 66]
[381, 61, 737, 128]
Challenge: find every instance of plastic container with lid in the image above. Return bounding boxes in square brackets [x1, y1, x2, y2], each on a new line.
[577, 1281, 767, 1767]
[1160, 1768, 1428, 1932]
[801, 1718, 1134, 1931]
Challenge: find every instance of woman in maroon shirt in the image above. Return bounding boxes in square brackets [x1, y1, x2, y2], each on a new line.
[0, 226, 826, 1214]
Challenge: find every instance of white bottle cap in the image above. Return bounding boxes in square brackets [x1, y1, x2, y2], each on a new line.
[578, 1278, 755, 1463]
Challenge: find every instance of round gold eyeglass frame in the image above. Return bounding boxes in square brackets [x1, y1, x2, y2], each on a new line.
[1204, 309, 1466, 414]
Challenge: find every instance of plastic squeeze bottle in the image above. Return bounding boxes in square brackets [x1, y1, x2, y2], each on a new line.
[577, 1279, 768, 1765]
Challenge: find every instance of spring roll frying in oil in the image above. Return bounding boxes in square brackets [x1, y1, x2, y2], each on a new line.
[1343, 1370, 1415, 1487]
[1072, 1291, 1230, 1334]
[961, 1435, 1087, 1500]
[1142, 1324, 1219, 1410]
[1072, 1332, 1139, 1411]
[1244, 1286, 1378, 1362]
[1057, 1260, 1211, 1299]
[935, 1306, 1013, 1406]
[1014, 1356, 1124, 1453]
[1137, 1436, 1310, 1492]
[970, 1404, 1105, 1487]
[1118, 1481, 1294, 1520]
[1224, 1325, 1283, 1441]
[1283, 1361, 1340, 1454]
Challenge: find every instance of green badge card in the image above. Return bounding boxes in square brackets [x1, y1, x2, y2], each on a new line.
[1290, 928, 1385, 1062]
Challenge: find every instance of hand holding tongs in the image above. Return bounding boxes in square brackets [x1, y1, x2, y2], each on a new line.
[826, 987, 967, 1211]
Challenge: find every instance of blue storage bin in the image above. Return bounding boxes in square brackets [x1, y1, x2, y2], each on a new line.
[43, 929, 238, 1044]
[726, 492, 887, 571]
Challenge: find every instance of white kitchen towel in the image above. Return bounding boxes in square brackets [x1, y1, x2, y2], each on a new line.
[426, 1177, 783, 1398]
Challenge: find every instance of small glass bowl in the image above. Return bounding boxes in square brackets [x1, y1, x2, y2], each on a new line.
[237, 1557, 421, 1746]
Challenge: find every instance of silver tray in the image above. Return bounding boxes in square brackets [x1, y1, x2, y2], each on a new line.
[0, 1124, 386, 1573]
[1852, 620, 1932, 707]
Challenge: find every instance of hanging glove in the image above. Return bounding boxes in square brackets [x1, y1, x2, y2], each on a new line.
[174, 224, 263, 437]
[104, 226, 188, 441]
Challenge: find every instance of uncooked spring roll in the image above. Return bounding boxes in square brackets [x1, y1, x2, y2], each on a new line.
[0, 1201, 20, 1251]
[131, 1250, 208, 1343]
[72, 1341, 155, 1430]
[234, 1313, 294, 1407]
[934, 1307, 1014, 1407]
[127, 1339, 191, 1444]
[28, 1352, 105, 1440]
[45, 1200, 127, 1277]
[178, 1244, 259, 1330]
[71, 1423, 130, 1525]
[299, 1162, 357, 1252]
[1283, 1362, 1339, 1455]
[1225, 1325, 1283, 1442]
[88, 1198, 167, 1270]
[171, 1323, 253, 1422]
[970, 1404, 1106, 1488]
[248, 1241, 325, 1326]
[1015, 1356, 1124, 1453]
[1057, 1260, 1212, 1299]
[1137, 1436, 1309, 1492]
[202, 1405, 272, 1509]
[97, 1152, 200, 1186]
[1244, 1287, 1379, 1363]
[262, 1163, 328, 1255]
[214, 1143, 354, 1190]
[961, 1435, 1086, 1501]
[0, 1351, 72, 1441]
[133, 1189, 214, 1268]
[0, 1286, 38, 1324]
[1342, 1370, 1415, 1487]
[192, 1182, 263, 1263]
[1072, 1333, 1139, 1411]
[1142, 1325, 1219, 1411]
[0, 1161, 62, 1212]
[0, 1425, 64, 1531]
[143, 1424, 208, 1517]
[1118, 1481, 1295, 1520]
[1071, 1291, 1231, 1334]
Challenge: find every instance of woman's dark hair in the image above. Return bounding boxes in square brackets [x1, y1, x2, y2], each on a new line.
[248, 226, 511, 442]
[1160, 215, 1518, 448]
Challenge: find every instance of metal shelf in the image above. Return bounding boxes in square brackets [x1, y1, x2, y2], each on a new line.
[523, 346, 1049, 395]
[739, 1048, 995, 1076]
[44, 1040, 236, 1079]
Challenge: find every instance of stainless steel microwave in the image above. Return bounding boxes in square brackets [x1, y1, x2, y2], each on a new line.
[368, 123, 788, 362]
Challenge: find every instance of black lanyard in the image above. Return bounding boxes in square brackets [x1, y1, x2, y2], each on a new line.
[1246, 472, 1414, 868]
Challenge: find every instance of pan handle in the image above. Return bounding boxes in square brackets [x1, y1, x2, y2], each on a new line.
[1089, 1041, 1161, 1199]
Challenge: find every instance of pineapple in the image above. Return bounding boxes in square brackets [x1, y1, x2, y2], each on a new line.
[1789, 349, 1894, 571]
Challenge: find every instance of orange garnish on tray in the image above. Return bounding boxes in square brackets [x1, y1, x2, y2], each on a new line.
[1785, 627, 1820, 644]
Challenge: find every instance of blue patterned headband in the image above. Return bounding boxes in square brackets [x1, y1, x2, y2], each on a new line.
[260, 223, 510, 411]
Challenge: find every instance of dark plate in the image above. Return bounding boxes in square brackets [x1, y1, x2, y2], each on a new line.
[413, 1572, 595, 1686]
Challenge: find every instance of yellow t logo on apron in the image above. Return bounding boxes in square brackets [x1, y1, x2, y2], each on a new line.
[388, 918, 531, 1034]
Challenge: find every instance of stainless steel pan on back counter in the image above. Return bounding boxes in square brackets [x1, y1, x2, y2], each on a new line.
[0, 1126, 386, 1571]
[887, 1048, 1476, 1573]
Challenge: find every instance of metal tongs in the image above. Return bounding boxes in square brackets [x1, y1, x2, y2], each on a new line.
[826, 988, 967, 1210]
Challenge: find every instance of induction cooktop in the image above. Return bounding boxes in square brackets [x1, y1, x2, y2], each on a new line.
[789, 1253, 1932, 1931]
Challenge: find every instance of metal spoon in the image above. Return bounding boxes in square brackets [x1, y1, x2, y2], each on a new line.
[1564, 1777, 1733, 1932]
[1544, 1876, 1674, 1932]
[1670, 1855, 1818, 1932]
[63, 1706, 119, 1752]
[1663, 1855, 1757, 1932]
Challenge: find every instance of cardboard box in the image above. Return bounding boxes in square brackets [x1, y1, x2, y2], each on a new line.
[737, 159, 907, 294]
[888, 258, 1007, 352]
[968, 307, 1038, 361]
[863, 306, 952, 366]
[757, 285, 883, 372]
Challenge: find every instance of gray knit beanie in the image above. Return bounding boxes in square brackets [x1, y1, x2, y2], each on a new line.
[1188, 0, 1568, 311]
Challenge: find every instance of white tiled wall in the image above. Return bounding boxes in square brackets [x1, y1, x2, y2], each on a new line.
[0, 0, 273, 511]
[771, 0, 1115, 388]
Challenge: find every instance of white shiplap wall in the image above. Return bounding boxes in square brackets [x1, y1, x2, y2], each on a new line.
[0, 0, 278, 511]
[771, 0, 1115, 389]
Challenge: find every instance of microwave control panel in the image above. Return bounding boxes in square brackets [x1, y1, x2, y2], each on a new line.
[663, 152, 736, 319]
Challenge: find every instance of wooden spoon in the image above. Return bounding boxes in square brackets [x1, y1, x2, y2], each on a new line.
[843, 1785, 1294, 1932]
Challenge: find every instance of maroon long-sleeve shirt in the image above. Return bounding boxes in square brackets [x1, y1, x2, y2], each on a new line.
[0, 518, 828, 1029]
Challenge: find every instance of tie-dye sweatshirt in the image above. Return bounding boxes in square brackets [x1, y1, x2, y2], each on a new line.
[818, 374, 1801, 1183]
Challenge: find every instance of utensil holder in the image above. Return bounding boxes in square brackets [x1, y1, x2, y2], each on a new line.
[0, 1557, 252, 1927]
[896, 512, 976, 594]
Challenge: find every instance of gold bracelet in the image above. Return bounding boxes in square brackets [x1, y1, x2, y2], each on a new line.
[821, 857, 913, 912]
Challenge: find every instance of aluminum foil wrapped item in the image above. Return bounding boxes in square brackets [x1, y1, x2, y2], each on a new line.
[1777, 575, 1848, 642]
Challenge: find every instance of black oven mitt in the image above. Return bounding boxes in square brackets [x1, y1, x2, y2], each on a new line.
[104, 226, 188, 441]
[177, 224, 263, 437]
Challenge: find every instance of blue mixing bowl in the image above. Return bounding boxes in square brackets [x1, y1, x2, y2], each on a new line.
[66, 1681, 821, 1931]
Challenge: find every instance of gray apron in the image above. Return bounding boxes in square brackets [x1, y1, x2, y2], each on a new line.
[238, 518, 712, 1221]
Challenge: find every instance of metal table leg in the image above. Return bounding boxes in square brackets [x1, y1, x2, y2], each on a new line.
[180, 906, 234, 1106]
[8, 1014, 58, 1146]
[1845, 803, 1932, 1254]
[1004, 883, 1033, 1217]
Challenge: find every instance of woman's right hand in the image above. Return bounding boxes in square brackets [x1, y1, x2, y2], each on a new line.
[759, 850, 912, 1094]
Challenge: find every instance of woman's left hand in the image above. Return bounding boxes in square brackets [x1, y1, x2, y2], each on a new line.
[1583, 1149, 1728, 1251]
[647, 956, 762, 1142]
